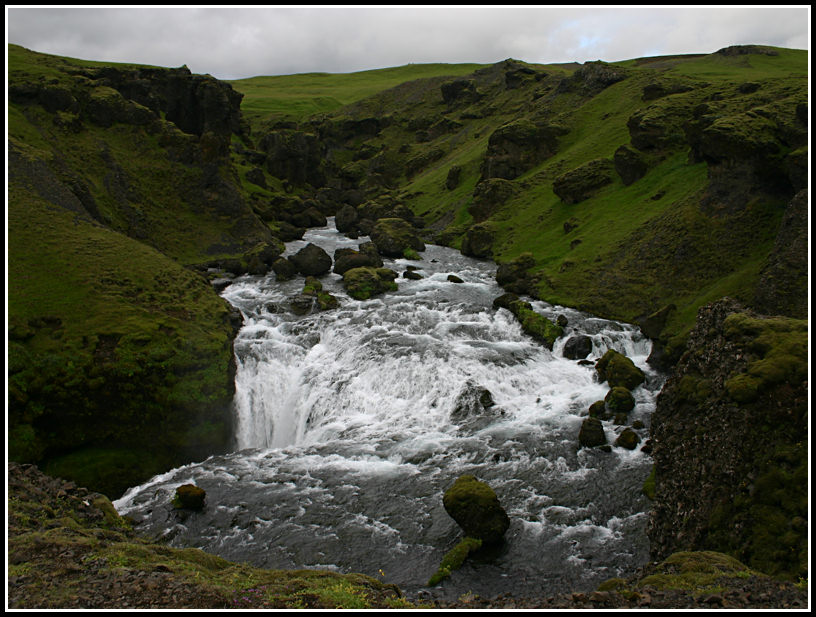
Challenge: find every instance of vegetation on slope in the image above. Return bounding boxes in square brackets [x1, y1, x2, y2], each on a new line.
[7, 44, 280, 497]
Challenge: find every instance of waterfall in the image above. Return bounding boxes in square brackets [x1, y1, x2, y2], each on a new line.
[115, 219, 664, 601]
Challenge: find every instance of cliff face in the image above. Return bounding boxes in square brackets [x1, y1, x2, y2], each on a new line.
[648, 299, 807, 581]
[7, 45, 279, 498]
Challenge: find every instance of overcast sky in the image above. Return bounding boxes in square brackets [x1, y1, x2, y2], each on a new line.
[6, 6, 811, 80]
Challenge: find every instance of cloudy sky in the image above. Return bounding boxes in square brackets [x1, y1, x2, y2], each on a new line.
[6, 6, 811, 80]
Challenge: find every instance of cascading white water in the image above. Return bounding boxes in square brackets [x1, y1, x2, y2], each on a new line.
[115, 219, 663, 601]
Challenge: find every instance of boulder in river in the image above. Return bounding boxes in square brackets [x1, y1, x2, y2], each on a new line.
[615, 427, 641, 450]
[172, 484, 205, 510]
[288, 243, 332, 277]
[443, 475, 510, 546]
[578, 417, 607, 448]
[342, 267, 398, 300]
[563, 334, 593, 360]
[369, 218, 425, 258]
[595, 349, 645, 390]
[605, 386, 635, 414]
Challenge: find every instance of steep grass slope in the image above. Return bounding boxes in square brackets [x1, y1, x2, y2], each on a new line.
[6, 44, 282, 497]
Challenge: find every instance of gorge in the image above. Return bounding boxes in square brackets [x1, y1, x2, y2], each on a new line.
[7, 42, 809, 607]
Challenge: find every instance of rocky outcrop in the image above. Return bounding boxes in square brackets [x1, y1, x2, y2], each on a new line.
[480, 120, 565, 180]
[553, 159, 615, 204]
[460, 224, 495, 258]
[258, 129, 326, 188]
[469, 178, 519, 221]
[648, 299, 807, 581]
[613, 145, 648, 185]
[752, 189, 808, 319]
[173, 484, 206, 510]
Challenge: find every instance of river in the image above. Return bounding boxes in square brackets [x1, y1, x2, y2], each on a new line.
[114, 218, 664, 602]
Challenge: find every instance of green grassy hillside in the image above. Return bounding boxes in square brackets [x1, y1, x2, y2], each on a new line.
[253, 46, 805, 358]
[230, 63, 488, 129]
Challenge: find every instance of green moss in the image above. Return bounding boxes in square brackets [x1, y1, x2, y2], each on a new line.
[637, 551, 759, 595]
[595, 350, 645, 390]
[427, 537, 483, 586]
[605, 386, 635, 413]
[642, 465, 656, 501]
[723, 313, 807, 404]
[508, 301, 563, 349]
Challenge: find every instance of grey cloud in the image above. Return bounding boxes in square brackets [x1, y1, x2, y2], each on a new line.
[6, 6, 810, 80]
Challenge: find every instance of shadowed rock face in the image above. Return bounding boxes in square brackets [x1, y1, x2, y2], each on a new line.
[648, 299, 807, 581]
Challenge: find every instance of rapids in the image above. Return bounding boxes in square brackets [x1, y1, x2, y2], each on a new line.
[115, 218, 665, 601]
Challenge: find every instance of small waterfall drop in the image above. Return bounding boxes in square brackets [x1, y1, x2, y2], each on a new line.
[115, 219, 664, 601]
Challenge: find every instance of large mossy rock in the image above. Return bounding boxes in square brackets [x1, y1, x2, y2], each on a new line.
[596, 350, 646, 390]
[578, 417, 607, 448]
[605, 386, 635, 414]
[553, 158, 616, 204]
[369, 218, 425, 258]
[442, 475, 510, 546]
[288, 243, 332, 276]
[507, 300, 564, 350]
[613, 144, 648, 186]
[342, 267, 398, 300]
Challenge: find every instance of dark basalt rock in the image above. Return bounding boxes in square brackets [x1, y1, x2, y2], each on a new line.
[563, 335, 593, 360]
[288, 243, 332, 277]
[335, 204, 359, 233]
[447, 274, 464, 284]
[578, 417, 607, 448]
[648, 299, 807, 581]
[614, 145, 648, 186]
[615, 428, 641, 450]
[271, 256, 297, 281]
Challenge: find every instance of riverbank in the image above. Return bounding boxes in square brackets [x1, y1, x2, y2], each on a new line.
[8, 462, 808, 610]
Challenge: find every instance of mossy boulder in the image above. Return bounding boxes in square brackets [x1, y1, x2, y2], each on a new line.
[578, 417, 607, 448]
[369, 218, 425, 258]
[427, 537, 483, 587]
[469, 178, 519, 221]
[614, 428, 641, 450]
[335, 204, 359, 233]
[173, 484, 206, 510]
[553, 158, 616, 204]
[595, 350, 645, 390]
[605, 386, 635, 414]
[342, 267, 398, 300]
[508, 300, 564, 350]
[442, 475, 510, 546]
[288, 243, 332, 276]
